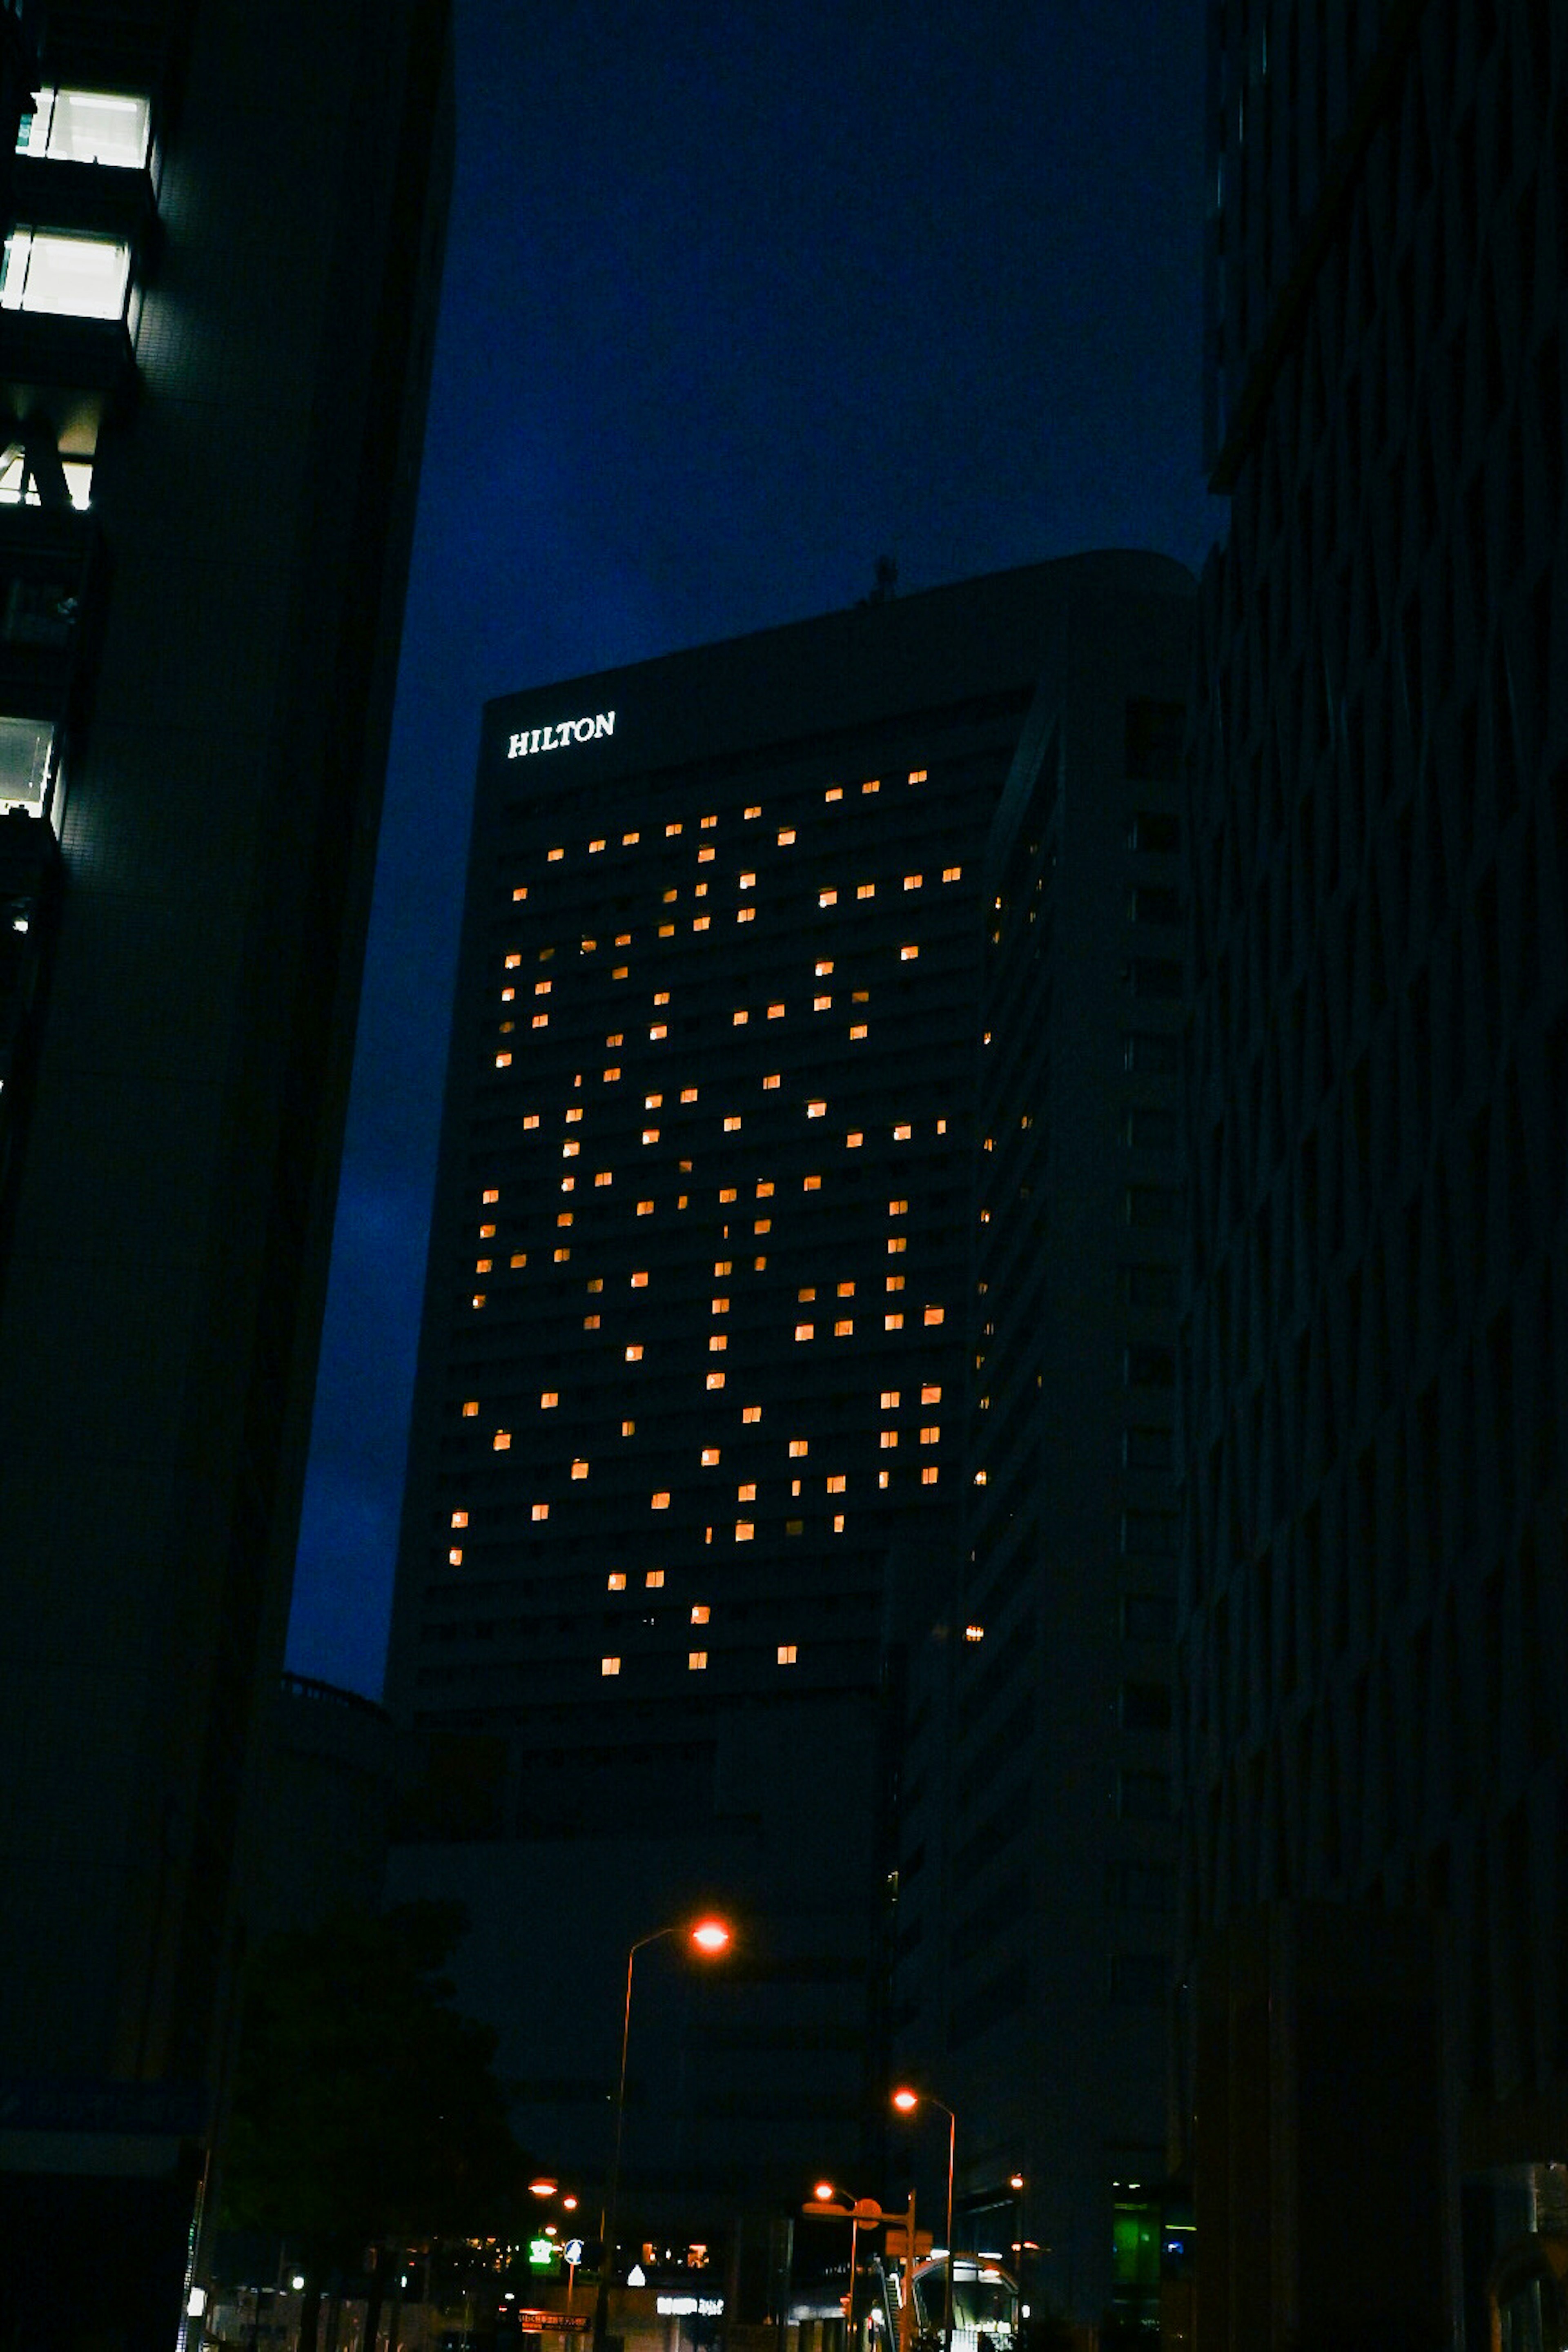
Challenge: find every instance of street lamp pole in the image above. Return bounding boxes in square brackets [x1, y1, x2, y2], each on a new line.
[592, 1918, 731, 2352]
[891, 2090, 956, 2352]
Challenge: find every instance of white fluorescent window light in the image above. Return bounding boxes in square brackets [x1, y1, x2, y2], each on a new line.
[17, 89, 151, 169]
[1, 230, 131, 320]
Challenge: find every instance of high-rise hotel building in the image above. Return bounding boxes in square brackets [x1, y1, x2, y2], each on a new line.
[385, 552, 1194, 2255]
[0, 3, 451, 2340]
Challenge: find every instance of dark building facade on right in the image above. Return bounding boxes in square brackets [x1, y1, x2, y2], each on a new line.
[1182, 0, 1567, 2342]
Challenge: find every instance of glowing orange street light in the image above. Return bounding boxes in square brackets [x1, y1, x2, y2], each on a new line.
[529, 2178, 559, 2198]
[891, 2087, 956, 2352]
[594, 1915, 733, 2352]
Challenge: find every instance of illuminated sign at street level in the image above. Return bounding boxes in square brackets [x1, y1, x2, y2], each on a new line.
[508, 713, 616, 757]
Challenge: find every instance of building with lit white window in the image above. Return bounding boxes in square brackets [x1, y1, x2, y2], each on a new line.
[0, 4, 451, 2342]
[384, 552, 1194, 2270]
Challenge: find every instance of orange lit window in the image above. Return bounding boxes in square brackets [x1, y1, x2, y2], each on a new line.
[903, 874, 923, 891]
[461, 1400, 479, 1419]
[510, 1252, 527, 1269]
[733, 1009, 749, 1026]
[885, 1312, 904, 1329]
[649, 1025, 666, 1040]
[921, 1466, 939, 1486]
[857, 882, 875, 900]
[777, 827, 796, 844]
[492, 1430, 510, 1451]
[583, 1313, 600, 1329]
[495, 1052, 513, 1068]
[500, 989, 514, 1005]
[482, 1186, 500, 1204]
[557, 1212, 573, 1227]
[739, 870, 756, 889]
[562, 1140, 579, 1159]
[846, 1130, 864, 1148]
[837, 1320, 853, 1337]
[742, 1404, 762, 1423]
[614, 966, 630, 980]
[601, 1655, 620, 1675]
[795, 1323, 815, 1341]
[813, 993, 831, 1011]
[658, 922, 675, 937]
[662, 888, 678, 903]
[553, 1246, 570, 1262]
[755, 1218, 771, 1234]
[594, 1171, 612, 1189]
[709, 1334, 727, 1352]
[880, 1430, 898, 1449]
[688, 1650, 708, 1670]
[921, 1386, 942, 1406]
[622, 830, 640, 845]
[504, 956, 521, 972]
[621, 1419, 634, 1437]
[850, 1025, 868, 1040]
[707, 1372, 725, 1389]
[920, 1425, 940, 1445]
[539, 1390, 559, 1410]
[571, 1459, 589, 1480]
[807, 1100, 826, 1118]
[701, 813, 718, 828]
[724, 1115, 742, 1131]
[909, 768, 927, 783]
[608, 1572, 627, 1591]
[894, 1123, 913, 1140]
[819, 888, 838, 907]
[630, 1272, 648, 1288]
[862, 778, 879, 793]
[699, 845, 716, 863]
[804, 1174, 821, 1191]
[637, 1200, 653, 1216]
[512, 884, 528, 900]
[643, 1128, 659, 1144]
[924, 1306, 945, 1325]
[694, 915, 711, 930]
[652, 1491, 670, 1510]
[737, 1483, 757, 1502]
[535, 978, 552, 998]
[825, 785, 843, 802]
[735, 1521, 755, 1541]
[691, 1606, 710, 1628]
[645, 1568, 664, 1588]
[523, 1115, 540, 1134]
[532, 1501, 549, 1521]
[885, 1275, 904, 1292]
[942, 864, 961, 882]
[626, 1344, 644, 1361]
[451, 1510, 468, 1529]
[888, 1237, 907, 1255]
[587, 839, 606, 855]
[666, 820, 682, 836]
[744, 804, 761, 818]
[719, 1185, 737, 1203]
[680, 1086, 699, 1103]
[711, 1297, 729, 1314]
[889, 1199, 909, 1216]
[900, 944, 919, 962]
[737, 907, 755, 923]
[826, 1474, 846, 1494]
[471, 1294, 487, 1308]
[778, 1644, 797, 1664]
[702, 1447, 721, 1466]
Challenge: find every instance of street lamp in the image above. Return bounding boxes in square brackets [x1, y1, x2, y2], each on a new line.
[891, 2089, 956, 2352]
[812, 2182, 872, 2347]
[592, 1915, 732, 2352]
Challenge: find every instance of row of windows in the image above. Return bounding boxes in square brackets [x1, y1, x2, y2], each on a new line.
[603, 1644, 800, 1673]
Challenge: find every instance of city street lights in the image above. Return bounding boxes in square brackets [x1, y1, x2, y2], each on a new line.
[891, 2089, 956, 2352]
[592, 1915, 732, 2352]
[812, 2181, 871, 2345]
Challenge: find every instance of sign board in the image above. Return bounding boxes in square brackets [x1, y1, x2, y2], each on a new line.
[884, 2231, 934, 2259]
[511, 2313, 588, 2333]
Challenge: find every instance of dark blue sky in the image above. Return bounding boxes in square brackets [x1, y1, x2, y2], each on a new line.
[286, 0, 1220, 1697]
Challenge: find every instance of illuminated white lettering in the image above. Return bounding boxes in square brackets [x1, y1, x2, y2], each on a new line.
[505, 712, 619, 759]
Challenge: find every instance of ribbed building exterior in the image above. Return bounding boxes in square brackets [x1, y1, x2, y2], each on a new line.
[892, 566, 1194, 2335]
[1181, 0, 1568, 2339]
[0, 5, 451, 2342]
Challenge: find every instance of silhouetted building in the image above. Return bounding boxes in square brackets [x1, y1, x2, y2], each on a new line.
[385, 554, 1194, 2290]
[0, 5, 451, 2345]
[891, 567, 1193, 2334]
[1181, 1, 1566, 2342]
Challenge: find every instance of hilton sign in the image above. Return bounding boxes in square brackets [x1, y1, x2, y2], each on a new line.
[508, 712, 615, 758]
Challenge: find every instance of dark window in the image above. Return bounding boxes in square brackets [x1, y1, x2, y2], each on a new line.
[1125, 699, 1186, 781]
[1126, 1185, 1182, 1229]
[1128, 810, 1181, 853]
[1122, 1510, 1179, 1557]
[1118, 1679, 1173, 1731]
[1118, 1768, 1172, 1820]
[1125, 1343, 1176, 1388]
[1126, 1107, 1178, 1151]
[1120, 1264, 1177, 1313]
[1121, 1592, 1177, 1642]
[1126, 956, 1184, 1000]
[1128, 885, 1183, 927]
[1108, 1952, 1169, 2002]
[1123, 1030, 1180, 1075]
[1123, 1423, 1172, 1469]
[1106, 1858, 1175, 1909]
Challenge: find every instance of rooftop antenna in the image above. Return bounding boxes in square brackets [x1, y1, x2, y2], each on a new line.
[858, 555, 898, 607]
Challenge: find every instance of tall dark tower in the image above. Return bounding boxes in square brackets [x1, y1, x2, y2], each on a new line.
[1183, 1, 1567, 2341]
[0, 4, 452, 2341]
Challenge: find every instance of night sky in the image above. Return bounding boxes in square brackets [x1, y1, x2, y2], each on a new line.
[285, 0, 1220, 1698]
